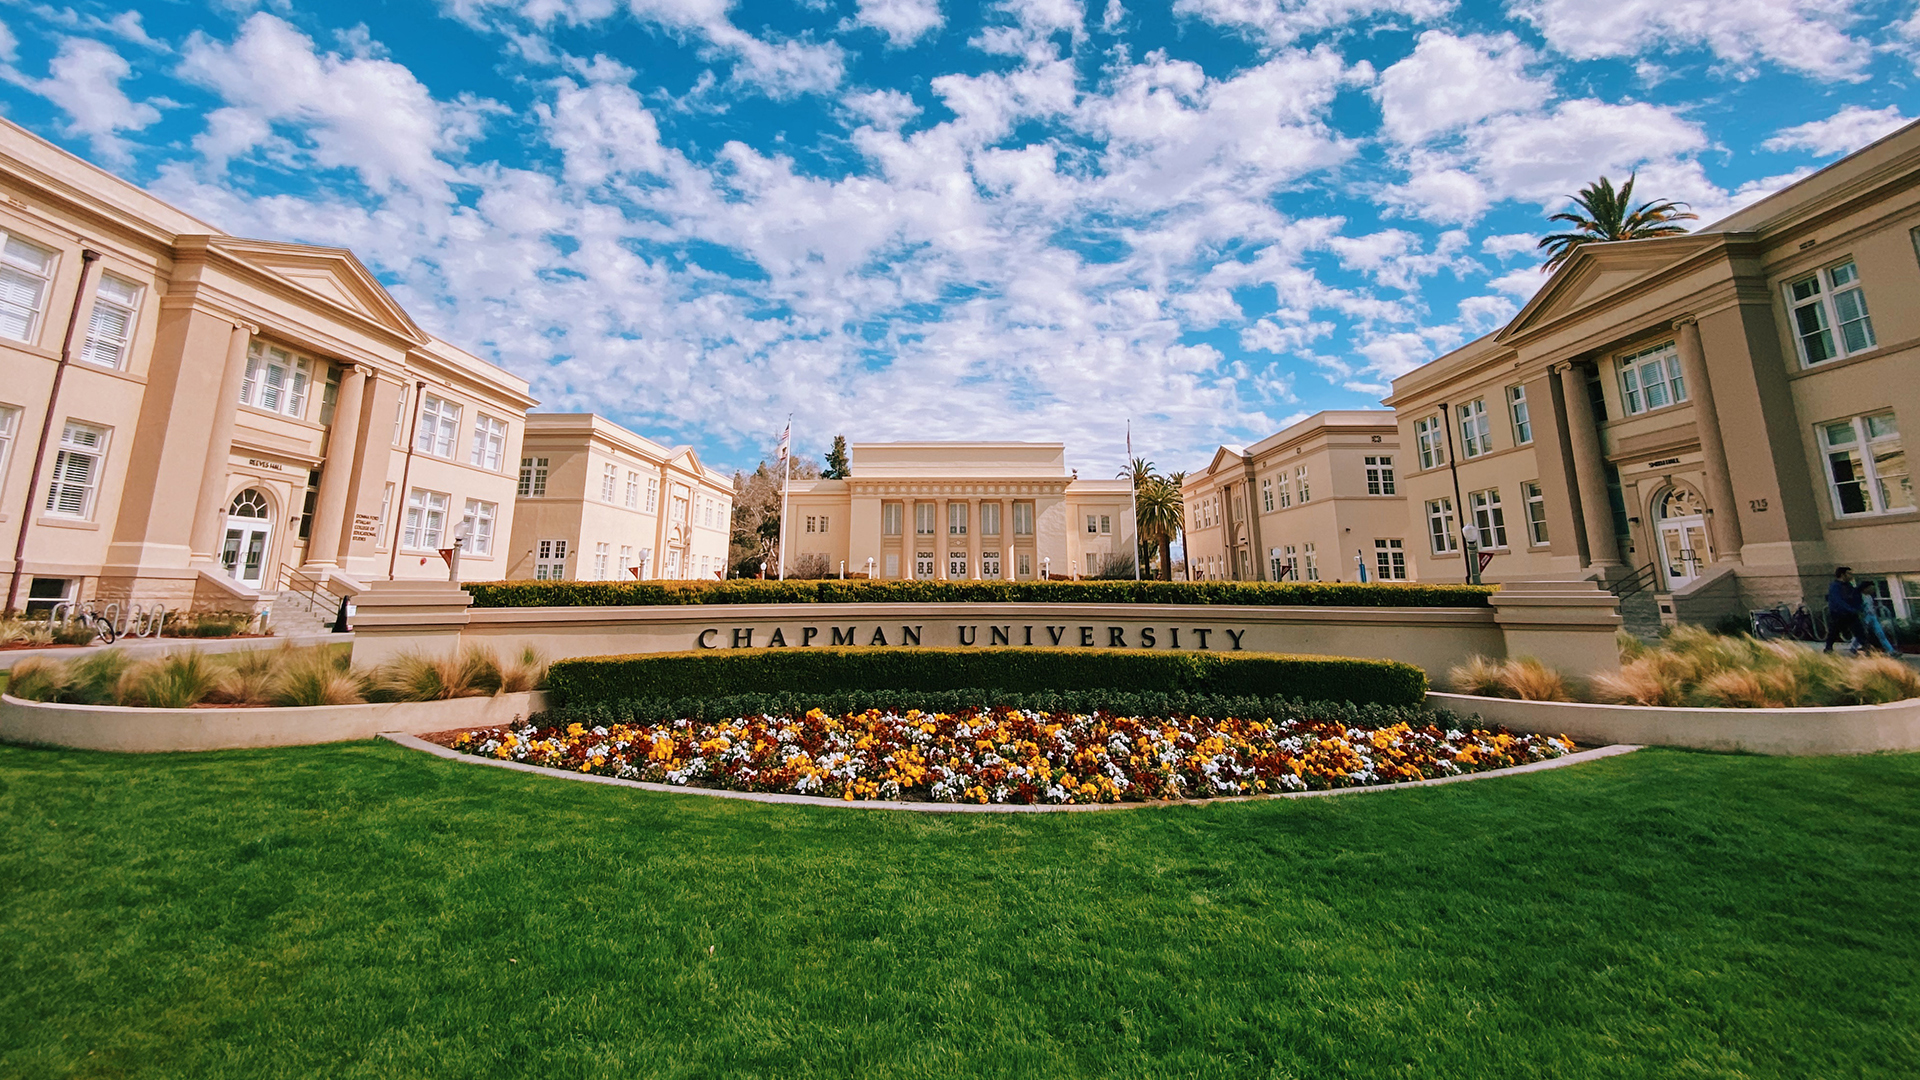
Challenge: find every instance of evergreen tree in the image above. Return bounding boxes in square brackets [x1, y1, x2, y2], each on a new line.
[823, 435, 851, 479]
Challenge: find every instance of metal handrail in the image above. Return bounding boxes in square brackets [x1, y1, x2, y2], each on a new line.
[1610, 562, 1660, 600]
[280, 566, 348, 615]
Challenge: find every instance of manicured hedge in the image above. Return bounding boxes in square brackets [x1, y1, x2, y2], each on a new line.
[546, 647, 1427, 708]
[467, 579, 1494, 609]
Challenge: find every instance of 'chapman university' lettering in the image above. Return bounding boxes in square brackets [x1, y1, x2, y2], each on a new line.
[696, 624, 1245, 650]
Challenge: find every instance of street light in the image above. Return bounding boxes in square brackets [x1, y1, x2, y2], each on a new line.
[1042, 556, 1050, 580]
[865, 556, 875, 579]
[448, 522, 471, 582]
[1461, 523, 1483, 586]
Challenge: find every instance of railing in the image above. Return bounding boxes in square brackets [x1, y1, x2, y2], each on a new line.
[279, 566, 356, 622]
[48, 599, 175, 638]
[1609, 562, 1660, 601]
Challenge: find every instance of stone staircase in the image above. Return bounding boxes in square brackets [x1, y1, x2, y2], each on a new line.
[267, 589, 340, 638]
[1617, 589, 1664, 642]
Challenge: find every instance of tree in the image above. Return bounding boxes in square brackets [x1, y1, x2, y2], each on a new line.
[1122, 458, 1185, 581]
[822, 435, 851, 480]
[1538, 173, 1697, 273]
[729, 440, 821, 576]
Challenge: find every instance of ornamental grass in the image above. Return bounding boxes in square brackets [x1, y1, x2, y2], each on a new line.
[450, 706, 1575, 804]
[1444, 656, 1573, 701]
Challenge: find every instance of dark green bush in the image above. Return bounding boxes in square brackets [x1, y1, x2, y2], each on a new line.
[465, 579, 1494, 610]
[546, 647, 1426, 708]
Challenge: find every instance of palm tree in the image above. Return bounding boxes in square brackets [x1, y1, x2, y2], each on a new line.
[1538, 173, 1697, 273]
[1135, 476, 1186, 581]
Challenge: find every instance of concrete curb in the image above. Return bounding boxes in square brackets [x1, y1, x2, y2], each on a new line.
[1430, 691, 1920, 755]
[0, 632, 351, 672]
[376, 732, 1642, 813]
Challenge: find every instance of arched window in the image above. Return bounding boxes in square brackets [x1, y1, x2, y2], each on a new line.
[1658, 488, 1705, 519]
[229, 489, 270, 519]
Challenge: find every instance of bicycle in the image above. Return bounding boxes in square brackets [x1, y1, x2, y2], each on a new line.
[1750, 604, 1822, 642]
[54, 601, 118, 645]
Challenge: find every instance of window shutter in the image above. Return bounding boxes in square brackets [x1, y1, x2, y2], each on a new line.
[287, 359, 310, 417]
[82, 302, 133, 367]
[0, 264, 43, 341]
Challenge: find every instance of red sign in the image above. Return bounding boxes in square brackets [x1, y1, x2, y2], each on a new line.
[1477, 551, 1495, 574]
[438, 547, 457, 567]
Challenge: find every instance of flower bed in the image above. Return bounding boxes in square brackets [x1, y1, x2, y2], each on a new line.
[447, 706, 1574, 804]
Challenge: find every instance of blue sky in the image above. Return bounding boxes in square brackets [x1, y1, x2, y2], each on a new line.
[1, 0, 1916, 476]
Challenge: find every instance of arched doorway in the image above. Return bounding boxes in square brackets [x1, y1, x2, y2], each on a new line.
[1655, 487, 1711, 590]
[222, 488, 273, 588]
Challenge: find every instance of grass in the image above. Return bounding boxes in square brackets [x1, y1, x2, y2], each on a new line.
[2, 742, 1917, 1078]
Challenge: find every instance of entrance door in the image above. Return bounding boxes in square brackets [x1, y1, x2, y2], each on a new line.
[981, 551, 1001, 580]
[221, 489, 272, 588]
[915, 551, 935, 579]
[1655, 488, 1711, 589]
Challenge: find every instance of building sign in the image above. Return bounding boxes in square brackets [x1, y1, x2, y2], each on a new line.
[696, 624, 1249, 650]
[246, 457, 285, 471]
[351, 514, 380, 541]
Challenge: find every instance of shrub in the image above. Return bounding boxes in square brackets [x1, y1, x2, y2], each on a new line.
[51, 621, 99, 646]
[66, 650, 136, 705]
[499, 647, 547, 694]
[1589, 656, 1688, 707]
[117, 652, 220, 709]
[1443, 656, 1572, 702]
[164, 612, 254, 638]
[368, 648, 507, 702]
[6, 656, 71, 701]
[546, 647, 1428, 708]
[271, 648, 366, 707]
[1841, 656, 1920, 705]
[0, 619, 56, 647]
[464, 578, 1496, 610]
[207, 645, 283, 705]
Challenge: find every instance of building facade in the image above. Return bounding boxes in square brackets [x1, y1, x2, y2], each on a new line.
[782, 443, 1136, 580]
[1384, 119, 1920, 620]
[505, 413, 733, 581]
[0, 120, 535, 615]
[1182, 411, 1407, 583]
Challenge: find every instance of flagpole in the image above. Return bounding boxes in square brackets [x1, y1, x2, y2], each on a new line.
[1128, 420, 1141, 581]
[777, 416, 792, 581]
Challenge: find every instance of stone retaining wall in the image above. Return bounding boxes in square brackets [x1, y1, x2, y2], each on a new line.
[1430, 691, 1920, 755]
[0, 691, 547, 753]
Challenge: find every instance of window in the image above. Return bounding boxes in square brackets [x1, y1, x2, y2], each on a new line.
[535, 539, 568, 580]
[671, 495, 687, 523]
[1295, 466, 1310, 503]
[915, 551, 935, 579]
[1017, 552, 1031, 578]
[45, 421, 107, 518]
[0, 404, 18, 483]
[1087, 514, 1098, 535]
[1100, 514, 1112, 534]
[1013, 501, 1034, 536]
[1269, 550, 1284, 581]
[1456, 399, 1492, 458]
[618, 545, 632, 578]
[297, 469, 320, 540]
[1261, 478, 1274, 513]
[1788, 260, 1875, 365]
[414, 393, 460, 457]
[1276, 473, 1291, 508]
[806, 515, 817, 533]
[1304, 543, 1319, 581]
[0, 234, 55, 344]
[1619, 341, 1687, 415]
[1469, 488, 1509, 549]
[601, 463, 617, 502]
[376, 483, 393, 549]
[80, 274, 140, 369]
[1365, 456, 1394, 495]
[949, 551, 967, 578]
[242, 343, 312, 418]
[392, 391, 407, 446]
[645, 478, 659, 513]
[593, 542, 610, 580]
[624, 471, 640, 508]
[1508, 385, 1532, 445]
[1821, 411, 1911, 517]
[949, 502, 968, 535]
[1523, 481, 1549, 545]
[1426, 497, 1459, 554]
[319, 365, 341, 426]
[819, 514, 829, 533]
[981, 502, 1001, 536]
[461, 499, 496, 555]
[1374, 539, 1407, 580]
[1282, 545, 1299, 581]
[885, 553, 900, 579]
[916, 502, 935, 535]
[468, 415, 506, 470]
[1415, 415, 1445, 469]
[402, 488, 449, 550]
[518, 457, 548, 497]
[982, 550, 1001, 579]
[883, 502, 903, 536]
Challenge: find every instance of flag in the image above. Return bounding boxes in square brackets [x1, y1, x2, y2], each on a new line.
[776, 424, 790, 463]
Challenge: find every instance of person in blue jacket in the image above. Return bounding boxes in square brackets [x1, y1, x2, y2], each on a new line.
[1824, 566, 1865, 654]
[1856, 579, 1901, 655]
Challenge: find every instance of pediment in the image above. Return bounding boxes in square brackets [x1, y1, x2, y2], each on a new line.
[208, 237, 427, 344]
[1202, 445, 1246, 477]
[1498, 234, 1721, 343]
[667, 445, 706, 475]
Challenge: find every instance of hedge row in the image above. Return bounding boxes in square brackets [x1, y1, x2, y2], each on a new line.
[538, 690, 1447, 731]
[545, 647, 1428, 708]
[467, 579, 1494, 609]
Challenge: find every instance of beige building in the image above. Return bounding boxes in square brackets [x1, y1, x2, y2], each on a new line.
[1182, 411, 1407, 583]
[782, 443, 1136, 580]
[505, 413, 733, 581]
[0, 120, 535, 616]
[1384, 119, 1920, 623]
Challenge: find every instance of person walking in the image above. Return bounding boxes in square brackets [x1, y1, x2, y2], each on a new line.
[1824, 566, 1865, 655]
[1857, 580, 1901, 655]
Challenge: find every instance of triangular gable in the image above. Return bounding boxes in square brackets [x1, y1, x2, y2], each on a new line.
[1202, 445, 1246, 477]
[209, 237, 427, 344]
[667, 445, 705, 474]
[1498, 234, 1720, 343]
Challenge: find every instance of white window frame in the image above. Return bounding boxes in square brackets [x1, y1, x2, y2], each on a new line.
[468, 414, 507, 471]
[80, 273, 142, 370]
[460, 498, 496, 555]
[1013, 501, 1034, 536]
[1619, 341, 1687, 416]
[0, 403, 18, 486]
[1456, 398, 1492, 458]
[883, 501, 903, 536]
[1787, 259, 1876, 367]
[1469, 488, 1509, 550]
[1374, 539, 1407, 581]
[242, 342, 313, 419]
[375, 483, 394, 549]
[519, 457, 548, 497]
[1426, 497, 1459, 555]
[1303, 542, 1319, 581]
[1100, 514, 1112, 535]
[625, 470, 640, 509]
[45, 420, 108, 519]
[644, 478, 659, 514]
[535, 539, 568, 580]
[1523, 481, 1549, 546]
[1365, 455, 1394, 496]
[593, 542, 610, 580]
[402, 488, 449, 551]
[916, 502, 936, 535]
[1414, 415, 1445, 470]
[1819, 411, 1911, 518]
[415, 394, 460, 457]
[618, 545, 632, 578]
[1295, 466, 1310, 502]
[1261, 477, 1274, 513]
[949, 503, 968, 536]
[601, 463, 617, 502]
[981, 502, 1000, 536]
[0, 232, 56, 345]
[1507, 384, 1532, 445]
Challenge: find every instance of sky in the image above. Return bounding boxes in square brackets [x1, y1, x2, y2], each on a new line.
[0, 1, 1916, 477]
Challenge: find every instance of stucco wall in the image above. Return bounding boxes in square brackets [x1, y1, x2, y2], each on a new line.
[1430, 691, 1920, 755]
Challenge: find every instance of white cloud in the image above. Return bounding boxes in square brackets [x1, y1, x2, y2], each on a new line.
[1172, 0, 1456, 46]
[1326, 228, 1474, 291]
[852, 0, 945, 46]
[1480, 232, 1539, 259]
[1487, 265, 1546, 299]
[1762, 104, 1912, 157]
[843, 88, 923, 129]
[1101, 0, 1126, 31]
[538, 75, 666, 185]
[1373, 31, 1551, 144]
[1513, 0, 1873, 81]
[25, 37, 162, 164]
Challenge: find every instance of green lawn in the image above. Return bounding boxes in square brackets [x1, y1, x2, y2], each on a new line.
[2, 741, 1916, 1079]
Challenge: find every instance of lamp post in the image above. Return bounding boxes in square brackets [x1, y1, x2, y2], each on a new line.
[839, 560, 845, 579]
[865, 556, 875, 579]
[759, 561, 767, 580]
[448, 523, 470, 582]
[1461, 523, 1483, 586]
[1042, 556, 1051, 581]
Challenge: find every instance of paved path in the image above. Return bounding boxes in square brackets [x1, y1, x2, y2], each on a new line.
[0, 632, 352, 672]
